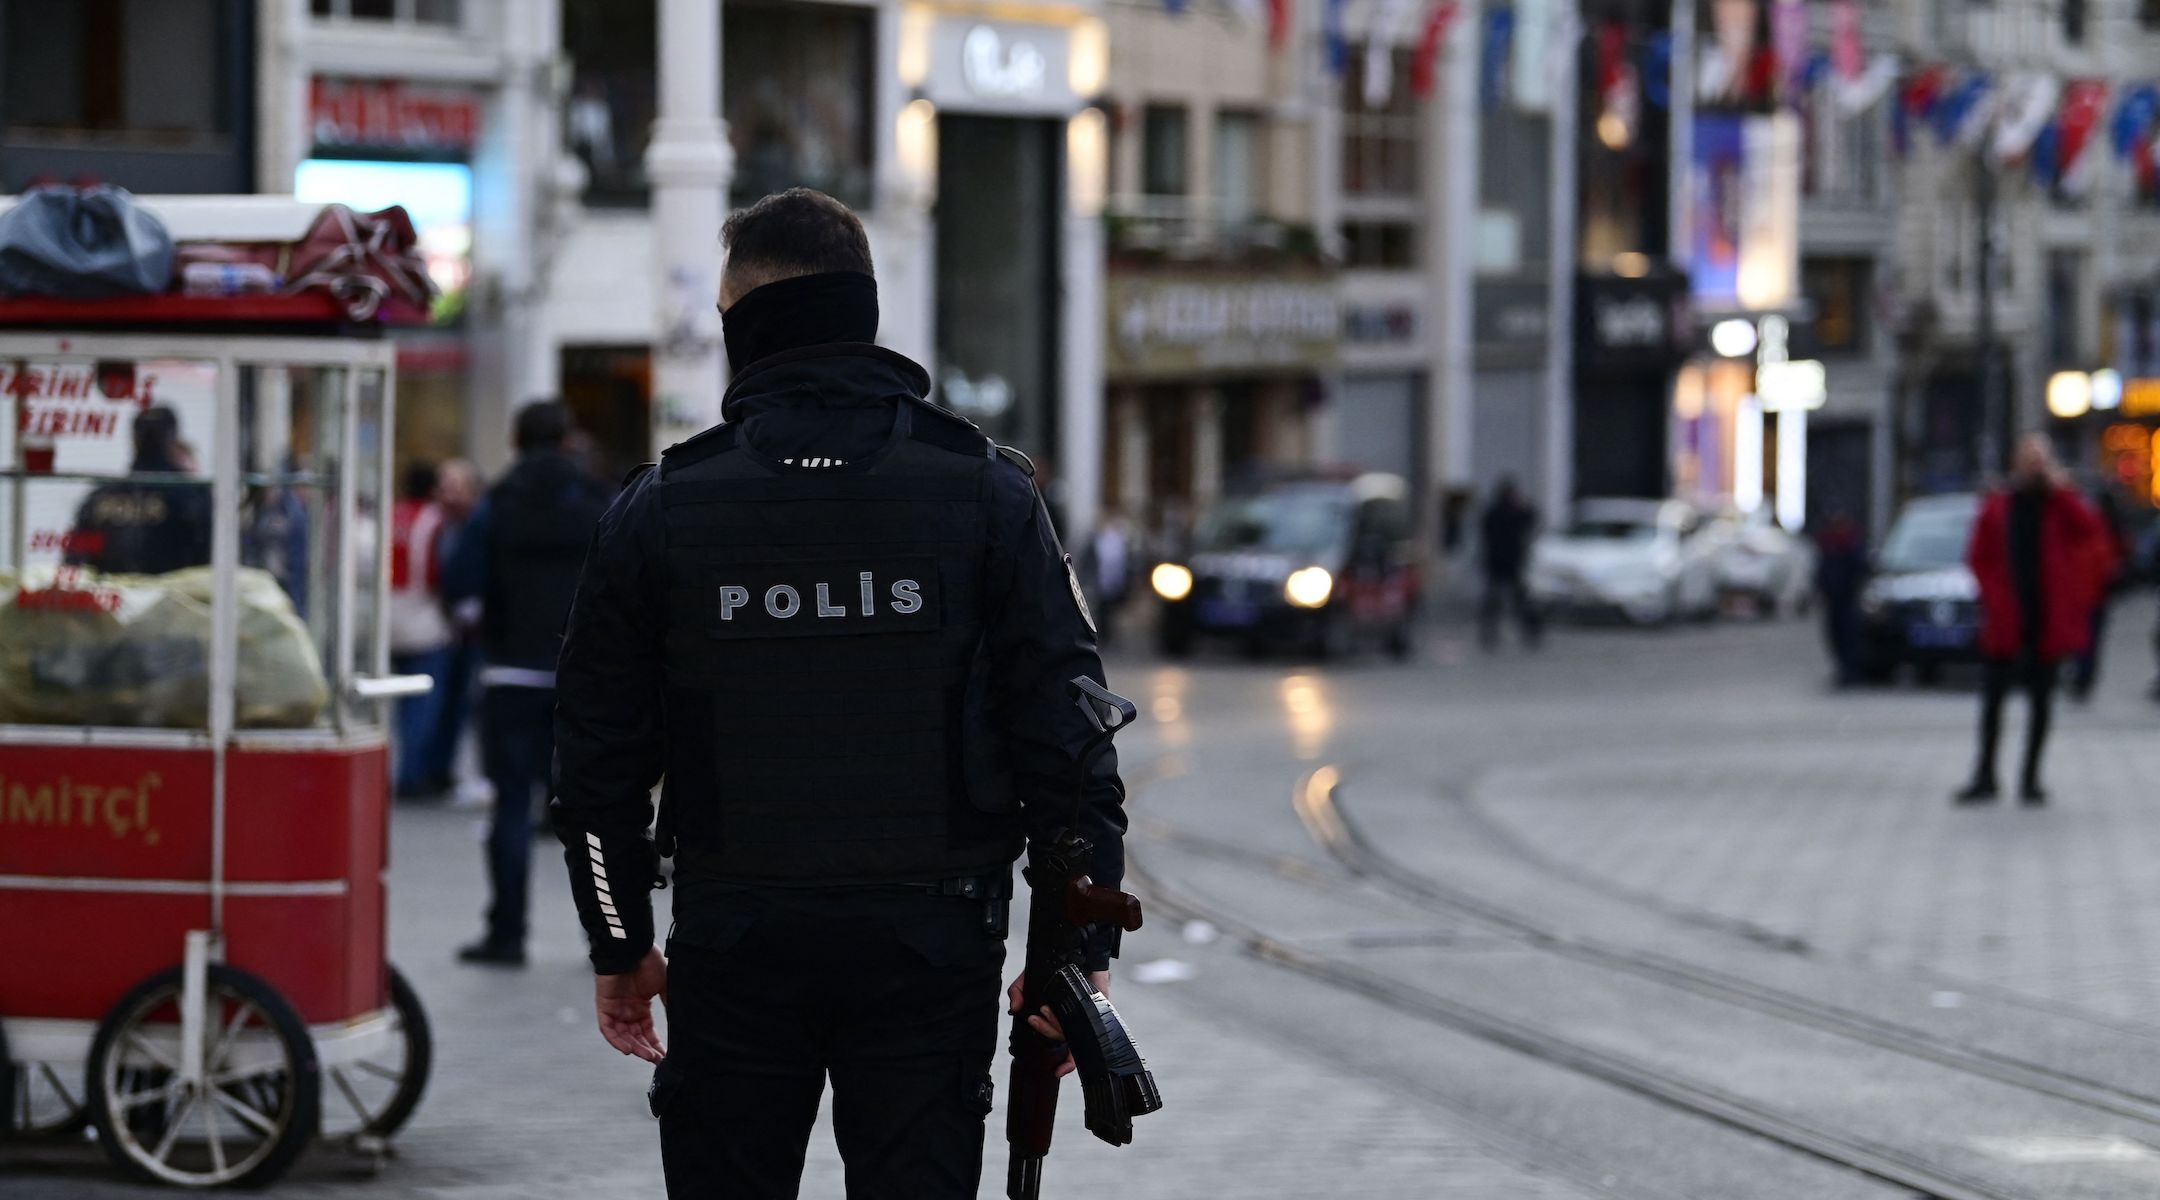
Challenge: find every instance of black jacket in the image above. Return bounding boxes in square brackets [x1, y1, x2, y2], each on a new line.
[551, 344, 1128, 974]
[446, 451, 611, 672]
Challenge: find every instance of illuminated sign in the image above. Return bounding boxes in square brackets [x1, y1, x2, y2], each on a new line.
[310, 77, 481, 155]
[2122, 377, 2160, 418]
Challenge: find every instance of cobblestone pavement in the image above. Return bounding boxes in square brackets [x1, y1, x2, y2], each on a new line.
[13, 596, 2160, 1197]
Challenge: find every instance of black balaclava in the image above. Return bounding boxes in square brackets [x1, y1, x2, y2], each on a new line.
[721, 271, 879, 374]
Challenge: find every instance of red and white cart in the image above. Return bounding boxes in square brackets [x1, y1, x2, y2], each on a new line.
[0, 310, 432, 1187]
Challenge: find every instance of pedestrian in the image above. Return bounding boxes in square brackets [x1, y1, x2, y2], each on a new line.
[1813, 511, 1869, 686]
[444, 401, 612, 965]
[549, 188, 1128, 1198]
[1477, 477, 1543, 650]
[420, 458, 482, 796]
[389, 461, 454, 799]
[1955, 435, 2116, 806]
[1083, 509, 1135, 645]
[2066, 488, 2129, 702]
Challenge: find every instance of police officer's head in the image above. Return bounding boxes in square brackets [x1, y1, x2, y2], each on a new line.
[129, 406, 183, 473]
[718, 188, 878, 372]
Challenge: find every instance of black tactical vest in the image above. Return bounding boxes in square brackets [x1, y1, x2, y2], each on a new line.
[656, 402, 1021, 883]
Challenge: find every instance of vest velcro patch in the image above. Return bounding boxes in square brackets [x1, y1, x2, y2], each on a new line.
[704, 556, 943, 640]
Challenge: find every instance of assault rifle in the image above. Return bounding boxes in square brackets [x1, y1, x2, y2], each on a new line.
[1005, 677, 1163, 1200]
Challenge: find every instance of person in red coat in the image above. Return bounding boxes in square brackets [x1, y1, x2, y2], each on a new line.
[1956, 435, 2116, 805]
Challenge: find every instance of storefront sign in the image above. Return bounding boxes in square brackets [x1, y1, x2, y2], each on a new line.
[2123, 377, 2160, 418]
[1473, 278, 1550, 366]
[923, 19, 1077, 115]
[1108, 275, 1340, 379]
[1689, 112, 1799, 312]
[310, 76, 482, 156]
[1576, 271, 1688, 370]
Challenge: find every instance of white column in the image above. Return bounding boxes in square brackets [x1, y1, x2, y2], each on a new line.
[1060, 116, 1108, 542]
[647, 0, 735, 454]
[1541, 0, 1581, 520]
[1192, 387, 1224, 507]
[1431, 9, 1479, 496]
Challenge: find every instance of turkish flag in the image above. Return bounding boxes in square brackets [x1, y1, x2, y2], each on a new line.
[1410, 1, 1462, 99]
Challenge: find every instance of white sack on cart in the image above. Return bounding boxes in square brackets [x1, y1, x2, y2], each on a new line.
[0, 566, 329, 729]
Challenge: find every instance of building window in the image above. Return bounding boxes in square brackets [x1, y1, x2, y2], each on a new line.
[1142, 105, 1189, 197]
[1213, 110, 1264, 224]
[2144, 0, 2160, 30]
[2061, 0, 2087, 42]
[564, 0, 656, 206]
[1342, 220, 1416, 268]
[2046, 251, 2083, 366]
[1342, 47, 1418, 198]
[1799, 258, 1870, 357]
[726, 1, 876, 209]
[311, 0, 461, 24]
[2, 0, 230, 140]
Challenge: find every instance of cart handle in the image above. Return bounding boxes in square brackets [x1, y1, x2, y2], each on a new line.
[350, 674, 435, 701]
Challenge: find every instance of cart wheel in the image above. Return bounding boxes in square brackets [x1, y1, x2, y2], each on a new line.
[86, 964, 319, 1189]
[321, 966, 432, 1141]
[12, 1058, 91, 1142]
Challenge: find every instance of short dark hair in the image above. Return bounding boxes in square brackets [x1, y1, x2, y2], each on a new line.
[131, 405, 181, 470]
[721, 188, 874, 300]
[402, 461, 439, 501]
[514, 400, 571, 452]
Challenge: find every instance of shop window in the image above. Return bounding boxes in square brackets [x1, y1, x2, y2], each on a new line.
[1342, 221, 1417, 269]
[1342, 46, 1418, 198]
[1142, 105, 1190, 198]
[311, 0, 461, 24]
[2046, 251, 2083, 366]
[1799, 258, 1870, 357]
[726, 2, 876, 209]
[1, 0, 228, 139]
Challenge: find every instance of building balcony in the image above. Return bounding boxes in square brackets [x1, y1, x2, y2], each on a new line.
[1106, 195, 1324, 269]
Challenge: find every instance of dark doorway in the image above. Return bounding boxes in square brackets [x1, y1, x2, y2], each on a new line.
[933, 115, 1061, 464]
[560, 345, 652, 486]
[1573, 371, 1669, 498]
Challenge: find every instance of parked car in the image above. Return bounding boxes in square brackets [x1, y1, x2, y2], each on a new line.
[1856, 493, 1981, 681]
[1708, 508, 1817, 616]
[1151, 474, 1420, 659]
[1526, 498, 1722, 625]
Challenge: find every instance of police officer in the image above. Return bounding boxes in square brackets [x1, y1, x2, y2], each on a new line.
[551, 188, 1128, 1198]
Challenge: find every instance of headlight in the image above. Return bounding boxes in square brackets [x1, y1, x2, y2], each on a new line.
[1284, 566, 1334, 609]
[1151, 563, 1194, 602]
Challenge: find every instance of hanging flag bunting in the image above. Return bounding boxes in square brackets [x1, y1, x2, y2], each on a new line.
[1831, 0, 1865, 81]
[1480, 7, 1516, 111]
[1228, 0, 1268, 26]
[1596, 19, 1640, 147]
[1410, 0, 1464, 100]
[1795, 49, 1832, 100]
[1270, 0, 1295, 49]
[2112, 84, 2160, 160]
[1835, 52, 1897, 115]
[2057, 79, 2111, 197]
[1929, 71, 1994, 149]
[2031, 119, 2063, 187]
[1644, 31, 1674, 109]
[1991, 73, 2061, 164]
[2135, 127, 2160, 199]
[1894, 64, 1948, 155]
[1364, 0, 1420, 107]
[1325, 0, 1349, 75]
[1770, 0, 1808, 106]
[1164, 0, 1189, 14]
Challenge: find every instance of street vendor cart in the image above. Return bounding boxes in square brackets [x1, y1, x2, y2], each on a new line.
[0, 311, 432, 1187]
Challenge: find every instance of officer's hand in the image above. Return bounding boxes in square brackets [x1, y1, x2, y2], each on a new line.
[1005, 971, 1112, 1080]
[596, 946, 668, 1064]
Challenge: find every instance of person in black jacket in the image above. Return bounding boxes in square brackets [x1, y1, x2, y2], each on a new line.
[444, 400, 611, 966]
[550, 188, 1127, 1198]
[1476, 478, 1542, 650]
[66, 406, 212, 576]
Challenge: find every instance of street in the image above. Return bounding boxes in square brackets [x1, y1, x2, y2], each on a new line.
[12, 599, 2160, 1198]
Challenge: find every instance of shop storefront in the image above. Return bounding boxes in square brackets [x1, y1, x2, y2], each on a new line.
[1575, 270, 1688, 499]
[1103, 272, 1338, 534]
[296, 75, 479, 472]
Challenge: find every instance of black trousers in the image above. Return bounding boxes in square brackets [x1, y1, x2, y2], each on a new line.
[478, 684, 555, 949]
[1973, 656, 2060, 789]
[1478, 575, 1543, 649]
[652, 886, 1007, 1199]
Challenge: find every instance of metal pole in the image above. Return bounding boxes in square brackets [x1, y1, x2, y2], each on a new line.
[1974, 152, 2002, 480]
[647, 0, 735, 454]
[1542, 0, 1582, 521]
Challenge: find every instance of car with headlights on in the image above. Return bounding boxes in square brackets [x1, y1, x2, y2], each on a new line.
[1150, 474, 1420, 659]
[1526, 498, 1722, 625]
[1856, 493, 1981, 682]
